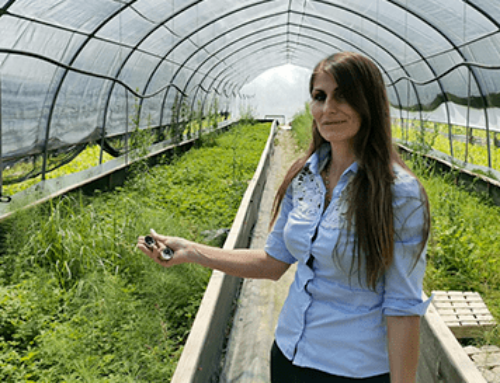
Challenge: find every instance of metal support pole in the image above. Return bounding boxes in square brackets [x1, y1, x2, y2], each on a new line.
[484, 84, 493, 168]
[465, 69, 472, 164]
[0, 76, 9, 203]
[0, 75, 3, 195]
[125, 89, 129, 165]
[41, 118, 49, 181]
[99, 127, 105, 165]
[447, 119, 454, 160]
[405, 81, 410, 145]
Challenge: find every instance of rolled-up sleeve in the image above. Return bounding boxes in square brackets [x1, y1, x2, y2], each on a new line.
[383, 180, 433, 317]
[265, 186, 297, 265]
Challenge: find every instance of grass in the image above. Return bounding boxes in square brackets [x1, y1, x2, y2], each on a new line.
[0, 121, 270, 382]
[414, 161, 500, 346]
[290, 103, 313, 153]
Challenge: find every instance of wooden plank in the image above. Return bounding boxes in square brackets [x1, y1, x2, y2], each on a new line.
[416, 343, 442, 383]
[431, 291, 496, 339]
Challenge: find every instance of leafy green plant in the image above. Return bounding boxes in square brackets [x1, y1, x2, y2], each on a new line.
[238, 103, 256, 126]
[125, 94, 158, 182]
[195, 100, 204, 140]
[169, 94, 183, 144]
[410, 160, 500, 348]
[207, 96, 221, 131]
[0, 121, 271, 381]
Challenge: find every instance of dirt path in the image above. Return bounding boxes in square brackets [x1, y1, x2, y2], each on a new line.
[219, 128, 299, 383]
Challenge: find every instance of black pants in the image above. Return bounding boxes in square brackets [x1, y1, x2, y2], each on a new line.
[270, 341, 391, 383]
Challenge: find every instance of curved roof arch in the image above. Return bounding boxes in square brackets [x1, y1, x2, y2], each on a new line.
[206, 38, 406, 125]
[1, 0, 500, 163]
[174, 11, 441, 130]
[157, 4, 466, 119]
[192, 27, 411, 110]
[384, 0, 491, 121]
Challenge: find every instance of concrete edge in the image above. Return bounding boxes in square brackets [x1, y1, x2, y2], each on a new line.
[170, 120, 279, 383]
[418, 292, 488, 383]
[397, 143, 500, 207]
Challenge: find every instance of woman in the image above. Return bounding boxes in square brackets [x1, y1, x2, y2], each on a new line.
[137, 52, 431, 383]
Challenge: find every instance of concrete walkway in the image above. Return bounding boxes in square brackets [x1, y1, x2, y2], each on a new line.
[219, 128, 297, 383]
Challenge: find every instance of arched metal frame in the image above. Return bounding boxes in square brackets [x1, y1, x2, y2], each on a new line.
[191, 28, 411, 124]
[99, 0, 208, 160]
[140, 1, 275, 128]
[214, 2, 494, 164]
[28, 0, 485, 129]
[385, 0, 491, 164]
[204, 41, 405, 130]
[163, 7, 433, 126]
[175, 7, 452, 139]
[1, 0, 499, 172]
[40, 0, 141, 178]
[176, 12, 447, 137]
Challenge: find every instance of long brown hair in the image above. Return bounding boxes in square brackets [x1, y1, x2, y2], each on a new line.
[271, 52, 430, 290]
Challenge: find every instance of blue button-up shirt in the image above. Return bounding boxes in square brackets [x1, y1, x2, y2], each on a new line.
[265, 143, 432, 378]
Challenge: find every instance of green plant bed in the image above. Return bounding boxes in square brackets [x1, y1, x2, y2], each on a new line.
[3, 145, 115, 197]
[413, 160, 500, 347]
[0, 121, 270, 382]
[392, 123, 500, 172]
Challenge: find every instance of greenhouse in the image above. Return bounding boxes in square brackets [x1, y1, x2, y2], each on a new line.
[1, 1, 500, 382]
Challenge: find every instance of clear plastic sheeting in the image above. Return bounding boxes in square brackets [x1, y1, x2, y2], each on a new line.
[1, 0, 500, 168]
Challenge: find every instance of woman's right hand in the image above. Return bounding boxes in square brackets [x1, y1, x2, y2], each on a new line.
[136, 229, 199, 267]
[138, 229, 290, 280]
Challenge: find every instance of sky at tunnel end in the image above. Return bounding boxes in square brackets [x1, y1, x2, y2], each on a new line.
[236, 64, 312, 124]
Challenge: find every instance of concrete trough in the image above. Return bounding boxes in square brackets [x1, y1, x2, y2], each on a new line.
[418, 292, 488, 383]
[170, 119, 278, 383]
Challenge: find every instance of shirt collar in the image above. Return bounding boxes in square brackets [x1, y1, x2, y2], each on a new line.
[305, 143, 359, 177]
